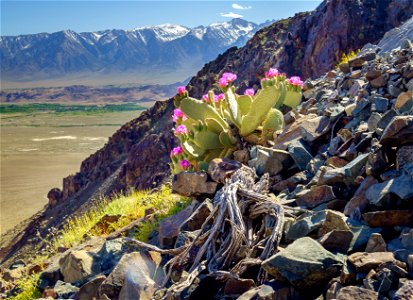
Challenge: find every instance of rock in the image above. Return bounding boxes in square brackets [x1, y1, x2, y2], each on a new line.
[366, 172, 413, 207]
[319, 230, 353, 253]
[233, 149, 250, 164]
[74, 275, 106, 300]
[380, 115, 413, 146]
[319, 153, 370, 185]
[365, 233, 387, 252]
[344, 176, 378, 219]
[370, 74, 389, 88]
[248, 146, 293, 176]
[208, 158, 242, 184]
[362, 210, 413, 227]
[395, 91, 413, 110]
[339, 62, 350, 73]
[99, 251, 162, 300]
[393, 281, 413, 300]
[39, 261, 63, 290]
[336, 286, 378, 300]
[349, 80, 365, 97]
[348, 252, 396, 273]
[367, 112, 381, 131]
[172, 172, 217, 197]
[180, 199, 213, 232]
[59, 250, 97, 284]
[287, 140, 313, 170]
[300, 116, 330, 142]
[295, 185, 336, 208]
[366, 69, 382, 81]
[98, 238, 142, 273]
[53, 280, 79, 299]
[397, 146, 413, 170]
[47, 188, 63, 207]
[347, 220, 382, 252]
[401, 229, 413, 251]
[286, 210, 326, 241]
[262, 237, 343, 292]
[319, 210, 350, 236]
[348, 57, 365, 68]
[223, 278, 255, 297]
[159, 203, 196, 248]
[371, 96, 388, 112]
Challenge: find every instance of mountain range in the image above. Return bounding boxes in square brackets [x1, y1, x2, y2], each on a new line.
[0, 18, 271, 86]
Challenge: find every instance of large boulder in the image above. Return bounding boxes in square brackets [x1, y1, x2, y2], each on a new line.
[59, 250, 98, 284]
[99, 251, 163, 300]
[172, 172, 217, 197]
[262, 237, 343, 293]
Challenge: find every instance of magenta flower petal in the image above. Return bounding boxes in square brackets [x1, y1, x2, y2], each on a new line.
[222, 72, 237, 82]
[288, 76, 303, 87]
[244, 88, 255, 96]
[177, 86, 187, 95]
[180, 159, 191, 170]
[175, 125, 187, 135]
[265, 68, 279, 78]
[219, 77, 228, 88]
[171, 146, 183, 156]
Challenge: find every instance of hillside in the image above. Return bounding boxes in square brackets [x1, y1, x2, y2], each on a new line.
[2, 13, 413, 299]
[1, 0, 412, 272]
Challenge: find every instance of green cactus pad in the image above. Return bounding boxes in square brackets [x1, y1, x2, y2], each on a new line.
[225, 88, 242, 128]
[262, 108, 284, 139]
[236, 94, 253, 116]
[182, 140, 206, 158]
[283, 90, 302, 109]
[180, 97, 227, 129]
[193, 130, 223, 149]
[240, 85, 281, 136]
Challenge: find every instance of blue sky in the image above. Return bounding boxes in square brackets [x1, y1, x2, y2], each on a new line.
[1, 1, 322, 36]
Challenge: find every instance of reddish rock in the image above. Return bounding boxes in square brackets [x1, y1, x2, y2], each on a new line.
[362, 210, 413, 227]
[395, 91, 413, 109]
[224, 278, 255, 297]
[369, 74, 388, 88]
[172, 172, 217, 197]
[47, 188, 63, 207]
[344, 176, 378, 218]
[296, 185, 336, 208]
[366, 69, 382, 81]
[348, 252, 396, 272]
[336, 286, 378, 300]
[380, 115, 413, 146]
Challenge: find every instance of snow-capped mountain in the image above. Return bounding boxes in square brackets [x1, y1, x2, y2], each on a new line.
[0, 19, 271, 84]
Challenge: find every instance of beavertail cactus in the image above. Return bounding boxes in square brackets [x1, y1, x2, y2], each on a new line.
[171, 68, 303, 174]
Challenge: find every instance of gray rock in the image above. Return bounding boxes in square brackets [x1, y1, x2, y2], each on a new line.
[365, 233, 387, 252]
[366, 171, 413, 207]
[172, 171, 217, 197]
[248, 146, 293, 176]
[159, 203, 196, 248]
[397, 146, 413, 170]
[376, 109, 398, 130]
[380, 115, 413, 146]
[401, 229, 413, 252]
[319, 230, 353, 253]
[371, 96, 389, 113]
[74, 275, 106, 300]
[287, 140, 313, 170]
[286, 210, 327, 241]
[99, 251, 163, 300]
[319, 153, 370, 185]
[54, 280, 79, 299]
[262, 237, 343, 292]
[347, 219, 382, 252]
[300, 116, 330, 142]
[59, 250, 98, 284]
[367, 112, 382, 131]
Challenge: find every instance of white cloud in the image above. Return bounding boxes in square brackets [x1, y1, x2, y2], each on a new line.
[220, 12, 244, 18]
[232, 3, 252, 10]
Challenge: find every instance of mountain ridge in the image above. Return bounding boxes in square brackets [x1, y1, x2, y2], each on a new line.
[0, 18, 272, 84]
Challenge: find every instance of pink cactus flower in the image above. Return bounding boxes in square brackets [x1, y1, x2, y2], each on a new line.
[175, 125, 187, 135]
[222, 72, 237, 82]
[288, 76, 303, 87]
[261, 77, 268, 82]
[244, 88, 255, 96]
[170, 146, 183, 156]
[172, 108, 187, 122]
[215, 93, 225, 102]
[177, 86, 187, 95]
[202, 94, 210, 103]
[265, 68, 279, 78]
[219, 77, 228, 88]
[180, 159, 191, 170]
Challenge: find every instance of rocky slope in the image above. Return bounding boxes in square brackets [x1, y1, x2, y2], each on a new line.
[1, 0, 412, 268]
[2, 27, 412, 300]
[0, 19, 268, 84]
